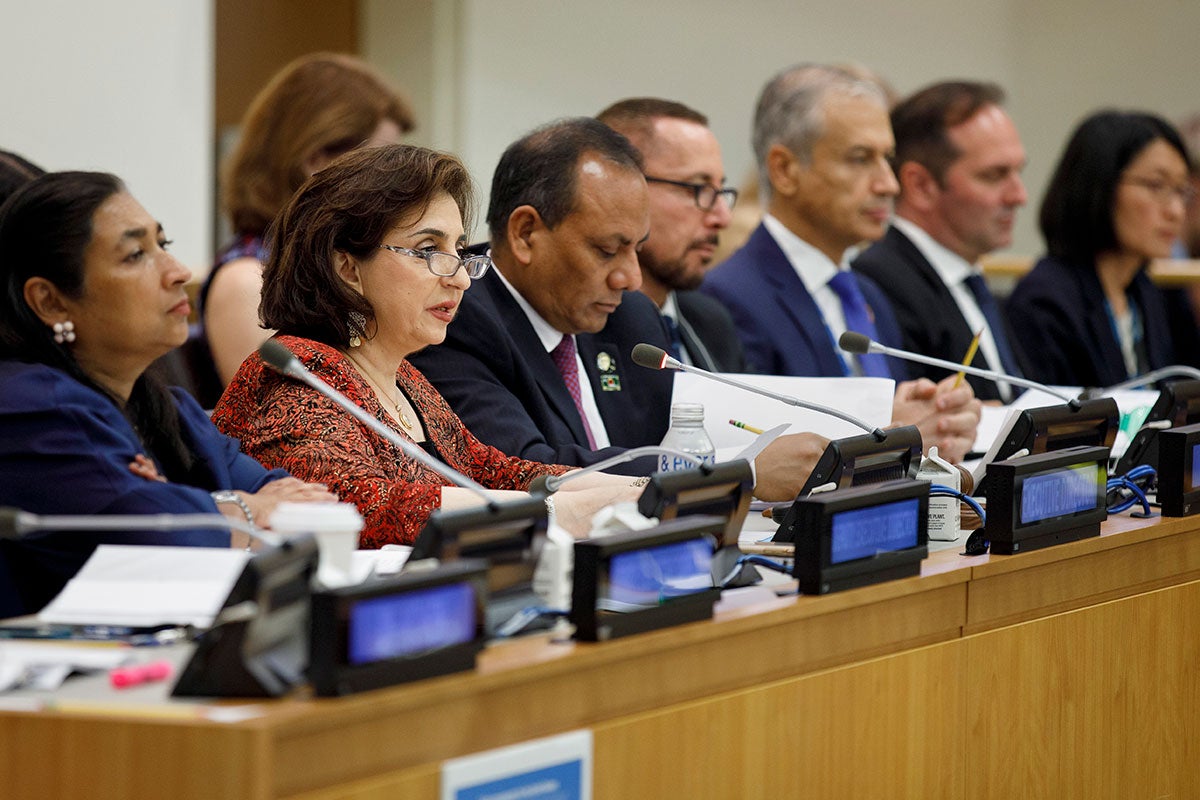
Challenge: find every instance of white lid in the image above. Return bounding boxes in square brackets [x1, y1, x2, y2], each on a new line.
[269, 501, 364, 533]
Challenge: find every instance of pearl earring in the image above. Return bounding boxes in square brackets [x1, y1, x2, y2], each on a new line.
[52, 321, 76, 344]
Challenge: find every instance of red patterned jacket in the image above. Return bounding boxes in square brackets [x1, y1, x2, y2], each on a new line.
[213, 336, 568, 547]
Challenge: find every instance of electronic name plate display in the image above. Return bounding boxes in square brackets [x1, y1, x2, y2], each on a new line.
[1156, 422, 1200, 517]
[985, 445, 1108, 554]
[571, 515, 724, 641]
[309, 560, 488, 696]
[782, 479, 929, 595]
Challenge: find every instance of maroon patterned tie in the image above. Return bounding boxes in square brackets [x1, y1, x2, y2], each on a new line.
[549, 335, 598, 448]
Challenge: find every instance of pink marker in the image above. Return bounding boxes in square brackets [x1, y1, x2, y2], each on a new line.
[109, 660, 173, 689]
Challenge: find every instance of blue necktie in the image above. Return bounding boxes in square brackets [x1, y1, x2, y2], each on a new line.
[963, 273, 1021, 378]
[662, 314, 685, 363]
[828, 271, 891, 378]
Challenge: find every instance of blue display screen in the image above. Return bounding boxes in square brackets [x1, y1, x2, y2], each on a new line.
[1192, 444, 1200, 491]
[600, 538, 713, 609]
[1019, 463, 1101, 524]
[348, 582, 476, 665]
[829, 498, 920, 564]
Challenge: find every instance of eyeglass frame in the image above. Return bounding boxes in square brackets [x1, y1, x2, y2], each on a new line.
[377, 244, 493, 279]
[1121, 176, 1197, 207]
[643, 176, 739, 212]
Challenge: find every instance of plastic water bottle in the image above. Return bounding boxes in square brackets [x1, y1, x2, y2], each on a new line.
[658, 402, 716, 472]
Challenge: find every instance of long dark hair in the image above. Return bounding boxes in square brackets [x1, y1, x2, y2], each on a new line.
[1040, 110, 1192, 266]
[0, 172, 206, 486]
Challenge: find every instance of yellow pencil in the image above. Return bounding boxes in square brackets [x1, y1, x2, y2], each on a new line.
[728, 419, 764, 435]
[954, 329, 983, 388]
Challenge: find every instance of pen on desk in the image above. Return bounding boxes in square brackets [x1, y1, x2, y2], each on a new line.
[953, 329, 983, 389]
[729, 419, 765, 435]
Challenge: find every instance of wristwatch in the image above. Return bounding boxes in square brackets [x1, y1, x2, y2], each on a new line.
[211, 490, 255, 528]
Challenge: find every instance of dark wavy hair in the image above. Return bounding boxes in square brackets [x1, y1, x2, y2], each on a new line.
[0, 172, 204, 485]
[1040, 110, 1192, 266]
[260, 144, 474, 346]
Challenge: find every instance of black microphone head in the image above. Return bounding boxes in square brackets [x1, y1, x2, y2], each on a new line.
[838, 331, 872, 354]
[259, 339, 298, 373]
[631, 343, 670, 370]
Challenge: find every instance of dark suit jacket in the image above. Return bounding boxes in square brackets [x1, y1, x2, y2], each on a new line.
[408, 270, 674, 473]
[0, 359, 287, 615]
[699, 223, 908, 379]
[674, 290, 747, 373]
[1006, 254, 1182, 388]
[853, 225, 1019, 401]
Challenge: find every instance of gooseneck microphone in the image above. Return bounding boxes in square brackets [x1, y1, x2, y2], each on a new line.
[530, 446, 706, 494]
[259, 340, 494, 504]
[631, 343, 887, 441]
[837, 331, 1083, 411]
[0, 507, 278, 546]
[1080, 365, 1200, 398]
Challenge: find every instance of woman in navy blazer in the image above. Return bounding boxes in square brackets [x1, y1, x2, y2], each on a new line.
[0, 172, 332, 614]
[1008, 111, 1198, 388]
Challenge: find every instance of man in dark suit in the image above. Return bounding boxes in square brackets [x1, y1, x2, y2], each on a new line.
[597, 98, 746, 373]
[852, 81, 1027, 402]
[701, 64, 981, 462]
[410, 118, 826, 499]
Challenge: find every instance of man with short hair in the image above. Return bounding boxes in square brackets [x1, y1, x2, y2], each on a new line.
[597, 98, 746, 372]
[409, 118, 669, 471]
[702, 64, 981, 462]
[410, 117, 828, 500]
[852, 81, 1027, 401]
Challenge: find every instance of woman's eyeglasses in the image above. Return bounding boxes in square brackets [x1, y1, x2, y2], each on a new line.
[378, 244, 492, 279]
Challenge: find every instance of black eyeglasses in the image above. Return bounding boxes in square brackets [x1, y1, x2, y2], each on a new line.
[644, 176, 738, 212]
[378, 245, 492, 279]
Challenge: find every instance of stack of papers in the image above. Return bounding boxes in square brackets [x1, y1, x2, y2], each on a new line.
[38, 545, 251, 629]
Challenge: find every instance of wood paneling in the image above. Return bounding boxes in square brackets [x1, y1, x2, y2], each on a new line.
[215, 0, 359, 129]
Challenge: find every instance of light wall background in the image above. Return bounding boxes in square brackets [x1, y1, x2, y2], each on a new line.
[0, 1, 213, 271]
[3, 0, 1199, 270]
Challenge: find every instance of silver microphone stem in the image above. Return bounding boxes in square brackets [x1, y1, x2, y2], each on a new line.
[9, 510, 279, 546]
[854, 338, 1078, 406]
[1095, 366, 1200, 394]
[262, 342, 492, 500]
[542, 446, 704, 493]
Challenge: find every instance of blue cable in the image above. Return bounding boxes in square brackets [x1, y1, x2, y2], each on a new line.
[1106, 465, 1156, 516]
[930, 483, 986, 526]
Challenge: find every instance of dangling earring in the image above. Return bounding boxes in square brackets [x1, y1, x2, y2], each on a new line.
[348, 311, 366, 348]
[52, 320, 76, 344]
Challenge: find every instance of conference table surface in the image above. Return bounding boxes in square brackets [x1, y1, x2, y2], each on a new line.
[2, 510, 1198, 799]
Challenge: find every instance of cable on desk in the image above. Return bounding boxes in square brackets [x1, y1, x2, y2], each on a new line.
[1107, 464, 1156, 517]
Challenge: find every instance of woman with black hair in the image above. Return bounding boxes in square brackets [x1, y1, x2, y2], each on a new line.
[0, 172, 333, 614]
[1008, 110, 1199, 387]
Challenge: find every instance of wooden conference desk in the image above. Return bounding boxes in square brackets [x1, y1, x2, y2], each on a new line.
[2, 514, 1199, 799]
[981, 254, 1200, 288]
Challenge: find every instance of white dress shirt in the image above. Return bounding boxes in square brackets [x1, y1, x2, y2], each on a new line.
[761, 213, 861, 375]
[492, 267, 611, 448]
[890, 217, 1013, 401]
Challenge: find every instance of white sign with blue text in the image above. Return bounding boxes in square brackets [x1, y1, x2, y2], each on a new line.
[441, 729, 592, 800]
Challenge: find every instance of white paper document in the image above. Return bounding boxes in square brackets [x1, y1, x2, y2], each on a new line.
[38, 545, 251, 629]
[672, 372, 895, 450]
